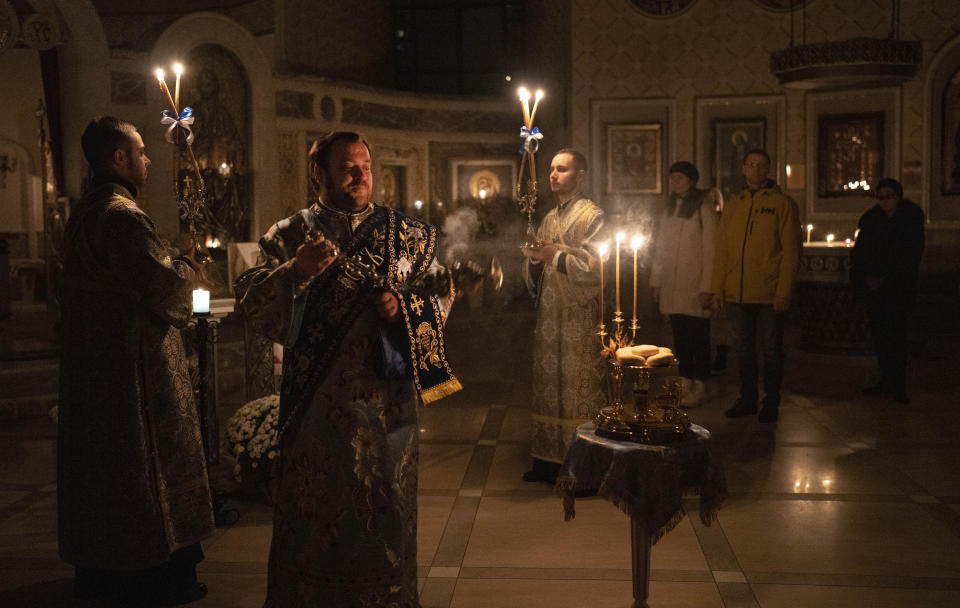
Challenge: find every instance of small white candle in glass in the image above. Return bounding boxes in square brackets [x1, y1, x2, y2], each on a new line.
[826, 233, 835, 244]
[193, 288, 210, 314]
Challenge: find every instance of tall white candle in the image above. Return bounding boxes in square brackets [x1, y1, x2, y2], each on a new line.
[615, 232, 625, 315]
[597, 243, 608, 329]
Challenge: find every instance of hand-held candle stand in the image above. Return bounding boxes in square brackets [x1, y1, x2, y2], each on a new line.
[154, 65, 211, 265]
[516, 87, 545, 248]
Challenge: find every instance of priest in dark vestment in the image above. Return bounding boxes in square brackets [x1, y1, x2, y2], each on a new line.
[236, 132, 459, 608]
[58, 116, 214, 606]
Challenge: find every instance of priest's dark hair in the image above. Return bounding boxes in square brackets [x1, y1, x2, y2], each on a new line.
[309, 131, 371, 193]
[81, 116, 138, 173]
[555, 147, 588, 172]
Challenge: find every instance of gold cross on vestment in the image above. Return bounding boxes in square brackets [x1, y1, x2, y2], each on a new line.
[410, 294, 424, 315]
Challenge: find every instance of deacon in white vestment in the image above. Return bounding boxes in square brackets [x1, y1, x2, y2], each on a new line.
[521, 149, 605, 483]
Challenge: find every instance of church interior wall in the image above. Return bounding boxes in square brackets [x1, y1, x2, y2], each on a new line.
[571, 0, 960, 292]
[0, 48, 46, 262]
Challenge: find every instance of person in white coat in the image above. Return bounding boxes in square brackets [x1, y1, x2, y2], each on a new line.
[650, 162, 720, 407]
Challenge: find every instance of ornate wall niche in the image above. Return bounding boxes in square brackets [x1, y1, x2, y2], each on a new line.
[926, 33, 960, 224]
[694, 95, 786, 199]
[590, 97, 676, 220]
[804, 87, 900, 219]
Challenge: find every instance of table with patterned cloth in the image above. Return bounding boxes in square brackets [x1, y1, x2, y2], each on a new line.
[556, 422, 727, 608]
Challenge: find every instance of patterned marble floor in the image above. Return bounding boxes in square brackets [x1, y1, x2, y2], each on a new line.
[2, 304, 960, 608]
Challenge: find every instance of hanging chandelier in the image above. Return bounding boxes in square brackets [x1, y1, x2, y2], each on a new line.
[770, 0, 921, 90]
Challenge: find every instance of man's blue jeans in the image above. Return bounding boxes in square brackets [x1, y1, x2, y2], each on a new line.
[727, 302, 785, 408]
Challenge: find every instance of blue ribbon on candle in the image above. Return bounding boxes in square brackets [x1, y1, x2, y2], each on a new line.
[519, 125, 543, 155]
[160, 107, 196, 147]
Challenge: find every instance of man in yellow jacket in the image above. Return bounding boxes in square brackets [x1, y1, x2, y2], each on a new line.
[709, 149, 801, 423]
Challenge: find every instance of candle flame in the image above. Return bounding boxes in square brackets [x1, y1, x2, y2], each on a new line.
[173, 63, 183, 76]
[616, 231, 625, 243]
[535, 89, 544, 100]
[517, 87, 530, 101]
[155, 68, 165, 83]
[826, 233, 835, 243]
[631, 234, 642, 249]
[806, 224, 813, 231]
[598, 243, 608, 258]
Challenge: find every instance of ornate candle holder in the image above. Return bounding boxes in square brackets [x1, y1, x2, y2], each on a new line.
[595, 323, 691, 444]
[517, 179, 542, 249]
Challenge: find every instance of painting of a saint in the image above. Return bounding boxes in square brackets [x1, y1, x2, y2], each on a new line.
[713, 119, 766, 202]
[607, 123, 662, 194]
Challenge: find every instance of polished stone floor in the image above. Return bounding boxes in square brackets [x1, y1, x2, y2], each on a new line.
[2, 301, 959, 607]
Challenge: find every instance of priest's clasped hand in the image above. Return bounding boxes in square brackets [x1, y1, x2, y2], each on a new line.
[521, 243, 558, 264]
[295, 232, 339, 280]
[374, 290, 401, 322]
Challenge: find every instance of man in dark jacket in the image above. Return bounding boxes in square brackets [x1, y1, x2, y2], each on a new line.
[850, 177, 925, 404]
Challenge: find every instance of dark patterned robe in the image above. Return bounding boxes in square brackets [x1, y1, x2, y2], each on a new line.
[58, 181, 214, 571]
[238, 202, 454, 608]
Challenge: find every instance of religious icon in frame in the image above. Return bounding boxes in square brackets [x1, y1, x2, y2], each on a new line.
[450, 159, 517, 204]
[378, 164, 406, 209]
[817, 112, 884, 197]
[606, 123, 662, 194]
[713, 118, 766, 202]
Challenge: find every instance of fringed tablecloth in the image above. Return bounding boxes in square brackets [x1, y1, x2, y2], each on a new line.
[556, 422, 727, 544]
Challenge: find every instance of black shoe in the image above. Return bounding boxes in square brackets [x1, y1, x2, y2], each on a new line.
[724, 399, 758, 418]
[758, 406, 779, 423]
[862, 382, 885, 396]
[522, 470, 543, 482]
[163, 582, 208, 606]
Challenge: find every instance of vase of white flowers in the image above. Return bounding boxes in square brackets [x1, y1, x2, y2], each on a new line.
[226, 394, 279, 499]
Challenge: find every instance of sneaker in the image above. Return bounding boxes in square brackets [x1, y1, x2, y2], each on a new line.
[758, 405, 779, 423]
[724, 399, 757, 418]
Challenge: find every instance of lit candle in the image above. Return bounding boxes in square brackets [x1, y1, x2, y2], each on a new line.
[192, 288, 210, 315]
[826, 233, 835, 244]
[844, 238, 852, 247]
[806, 224, 813, 245]
[530, 89, 544, 125]
[155, 67, 178, 113]
[173, 63, 183, 111]
[631, 234, 641, 326]
[597, 243, 608, 330]
[518, 87, 531, 128]
[615, 232, 624, 315]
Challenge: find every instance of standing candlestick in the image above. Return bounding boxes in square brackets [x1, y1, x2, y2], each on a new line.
[615, 232, 624, 316]
[597, 243, 608, 334]
[806, 224, 813, 245]
[173, 63, 183, 111]
[631, 234, 641, 329]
